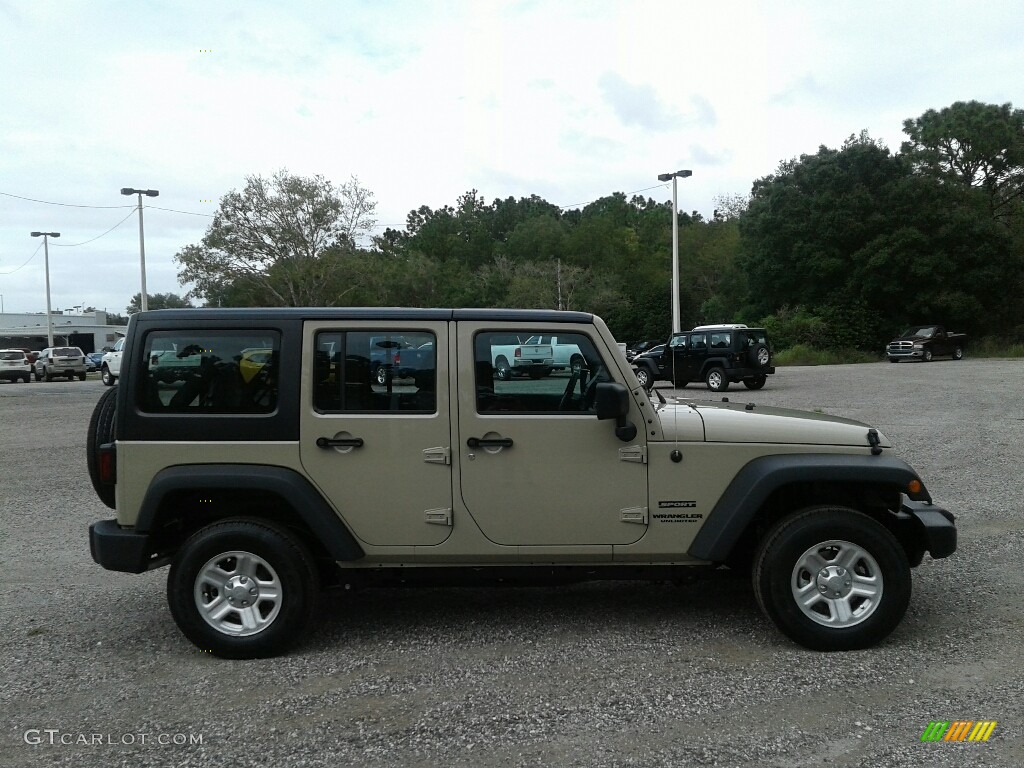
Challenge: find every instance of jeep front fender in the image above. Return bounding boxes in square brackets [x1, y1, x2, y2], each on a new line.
[136, 464, 365, 562]
[686, 453, 930, 562]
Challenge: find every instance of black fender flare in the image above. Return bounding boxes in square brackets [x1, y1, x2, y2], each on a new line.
[686, 454, 928, 562]
[136, 464, 365, 562]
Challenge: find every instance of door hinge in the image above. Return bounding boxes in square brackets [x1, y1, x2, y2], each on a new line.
[620, 507, 648, 525]
[422, 446, 451, 465]
[619, 445, 647, 464]
[424, 508, 453, 526]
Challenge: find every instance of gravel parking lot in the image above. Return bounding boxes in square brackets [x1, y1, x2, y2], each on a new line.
[1, 359, 1022, 767]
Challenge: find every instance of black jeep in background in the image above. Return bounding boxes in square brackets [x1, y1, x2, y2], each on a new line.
[632, 325, 775, 391]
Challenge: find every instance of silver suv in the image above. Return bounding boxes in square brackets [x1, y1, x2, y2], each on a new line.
[34, 346, 86, 381]
[0, 349, 32, 383]
[87, 308, 956, 658]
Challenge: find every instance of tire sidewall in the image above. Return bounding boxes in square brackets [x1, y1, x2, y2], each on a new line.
[167, 520, 319, 659]
[754, 508, 911, 651]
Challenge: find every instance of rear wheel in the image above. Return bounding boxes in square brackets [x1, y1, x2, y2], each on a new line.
[705, 367, 729, 392]
[44, 369, 53, 382]
[743, 375, 767, 390]
[78, 372, 87, 381]
[167, 519, 320, 659]
[753, 506, 910, 651]
[494, 357, 512, 381]
[87, 386, 118, 508]
[952, 346, 963, 360]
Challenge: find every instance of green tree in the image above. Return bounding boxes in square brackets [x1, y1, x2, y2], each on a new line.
[902, 101, 1024, 222]
[175, 170, 376, 306]
[127, 292, 193, 314]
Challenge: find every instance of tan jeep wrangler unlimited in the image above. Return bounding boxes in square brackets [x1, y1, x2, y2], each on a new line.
[87, 308, 956, 658]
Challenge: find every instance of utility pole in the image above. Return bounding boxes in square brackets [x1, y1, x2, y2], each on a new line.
[30, 231, 61, 347]
[657, 170, 693, 334]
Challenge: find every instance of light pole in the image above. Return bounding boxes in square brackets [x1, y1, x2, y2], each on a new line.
[121, 187, 159, 312]
[30, 231, 60, 346]
[657, 169, 692, 334]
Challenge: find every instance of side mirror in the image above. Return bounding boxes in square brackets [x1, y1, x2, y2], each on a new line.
[595, 382, 638, 442]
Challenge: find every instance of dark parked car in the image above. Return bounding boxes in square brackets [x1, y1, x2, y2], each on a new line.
[625, 339, 663, 362]
[886, 325, 966, 363]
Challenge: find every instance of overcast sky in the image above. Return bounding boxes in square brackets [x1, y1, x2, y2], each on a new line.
[1, 0, 1021, 315]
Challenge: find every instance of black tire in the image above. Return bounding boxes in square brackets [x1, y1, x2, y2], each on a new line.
[923, 349, 933, 362]
[705, 366, 729, 392]
[33, 369, 41, 382]
[752, 506, 911, 651]
[78, 372, 87, 381]
[743, 375, 767, 390]
[167, 519, 320, 659]
[749, 343, 771, 368]
[101, 365, 115, 386]
[569, 355, 585, 374]
[634, 366, 652, 388]
[87, 386, 118, 508]
[44, 369, 53, 382]
[528, 368, 544, 380]
[494, 357, 512, 381]
[375, 366, 389, 386]
[952, 346, 963, 360]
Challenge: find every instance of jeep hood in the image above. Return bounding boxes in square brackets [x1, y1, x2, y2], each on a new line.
[655, 399, 891, 448]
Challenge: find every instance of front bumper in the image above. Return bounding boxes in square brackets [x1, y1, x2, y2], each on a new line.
[894, 499, 957, 562]
[89, 519, 157, 573]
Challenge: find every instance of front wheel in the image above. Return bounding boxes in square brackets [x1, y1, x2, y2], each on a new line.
[705, 367, 729, 392]
[923, 349, 933, 362]
[752, 506, 911, 651]
[167, 519, 320, 659]
[101, 366, 115, 386]
[634, 366, 652, 388]
[743, 375, 767, 390]
[952, 346, 963, 360]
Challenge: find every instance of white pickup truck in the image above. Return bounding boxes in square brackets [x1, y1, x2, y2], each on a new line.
[100, 337, 125, 386]
[525, 335, 586, 374]
[489, 336, 554, 380]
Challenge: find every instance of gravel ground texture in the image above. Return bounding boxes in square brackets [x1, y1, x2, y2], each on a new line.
[1, 358, 1022, 767]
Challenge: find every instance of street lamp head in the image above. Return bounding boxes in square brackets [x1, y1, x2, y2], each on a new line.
[658, 170, 693, 181]
[143, 189, 159, 197]
[678, 170, 693, 178]
[120, 187, 137, 195]
[657, 174, 672, 182]
[30, 231, 60, 238]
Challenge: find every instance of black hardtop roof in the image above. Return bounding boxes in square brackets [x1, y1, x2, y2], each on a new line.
[134, 307, 595, 324]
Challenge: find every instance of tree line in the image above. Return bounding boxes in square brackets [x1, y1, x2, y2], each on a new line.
[163, 100, 1024, 351]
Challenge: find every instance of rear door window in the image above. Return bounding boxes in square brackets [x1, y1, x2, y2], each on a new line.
[138, 331, 280, 413]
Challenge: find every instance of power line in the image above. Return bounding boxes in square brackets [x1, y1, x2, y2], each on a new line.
[53, 209, 138, 247]
[147, 205, 215, 218]
[0, 241, 43, 276]
[558, 183, 670, 212]
[0, 191, 134, 209]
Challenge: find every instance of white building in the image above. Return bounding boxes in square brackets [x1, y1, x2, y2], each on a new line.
[0, 310, 128, 353]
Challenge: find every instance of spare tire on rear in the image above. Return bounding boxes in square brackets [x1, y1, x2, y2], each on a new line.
[87, 386, 118, 509]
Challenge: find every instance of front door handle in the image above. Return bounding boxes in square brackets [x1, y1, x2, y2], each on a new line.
[466, 437, 513, 449]
[316, 436, 364, 449]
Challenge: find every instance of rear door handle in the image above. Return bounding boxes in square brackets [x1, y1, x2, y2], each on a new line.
[316, 436, 364, 449]
[466, 437, 513, 449]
